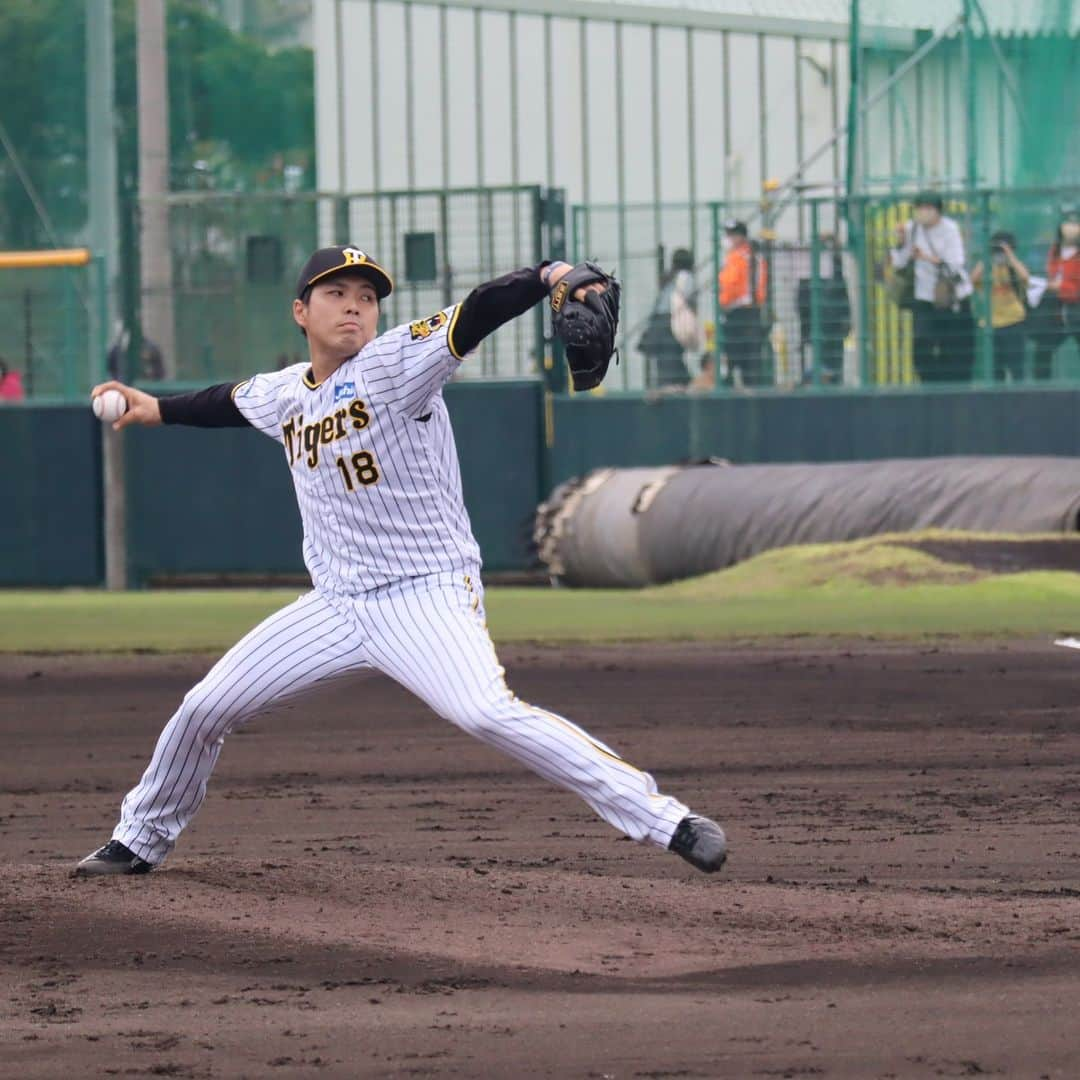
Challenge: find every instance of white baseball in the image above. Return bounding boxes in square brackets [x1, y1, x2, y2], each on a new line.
[92, 388, 128, 423]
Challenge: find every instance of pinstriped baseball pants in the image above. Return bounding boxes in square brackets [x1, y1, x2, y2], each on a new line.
[114, 573, 690, 865]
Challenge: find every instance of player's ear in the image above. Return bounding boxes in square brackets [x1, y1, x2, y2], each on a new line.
[292, 298, 308, 334]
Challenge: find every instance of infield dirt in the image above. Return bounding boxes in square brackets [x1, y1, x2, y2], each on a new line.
[1, 643, 1078, 1078]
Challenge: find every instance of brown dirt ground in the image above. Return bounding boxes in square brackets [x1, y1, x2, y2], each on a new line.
[1, 642, 1078, 1079]
[907, 538, 1080, 575]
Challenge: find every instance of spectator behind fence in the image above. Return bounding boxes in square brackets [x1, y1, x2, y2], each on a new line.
[669, 248, 706, 359]
[971, 231, 1031, 383]
[796, 236, 850, 385]
[891, 193, 974, 383]
[1031, 205, 1080, 380]
[0, 357, 25, 402]
[107, 325, 165, 382]
[637, 248, 696, 389]
[718, 220, 769, 387]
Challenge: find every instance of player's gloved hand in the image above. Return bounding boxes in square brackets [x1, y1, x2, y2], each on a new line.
[91, 380, 163, 430]
[546, 261, 621, 392]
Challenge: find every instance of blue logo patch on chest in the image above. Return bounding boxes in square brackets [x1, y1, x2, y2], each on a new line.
[333, 381, 356, 403]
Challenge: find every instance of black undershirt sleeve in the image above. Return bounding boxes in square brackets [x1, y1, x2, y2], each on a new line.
[158, 382, 251, 428]
[449, 263, 550, 358]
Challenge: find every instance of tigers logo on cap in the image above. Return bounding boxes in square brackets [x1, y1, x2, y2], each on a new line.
[296, 245, 395, 300]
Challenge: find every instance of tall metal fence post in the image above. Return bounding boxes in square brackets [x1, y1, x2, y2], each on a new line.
[540, 187, 566, 395]
[62, 277, 78, 399]
[761, 184, 777, 384]
[22, 288, 34, 397]
[537, 187, 566, 505]
[94, 257, 108, 382]
[710, 202, 723, 390]
[977, 189, 994, 383]
[571, 205, 585, 262]
[809, 200, 823, 386]
[98, 254, 127, 590]
[87, 0, 119, 362]
[962, 0, 978, 194]
[439, 192, 452, 309]
[334, 194, 350, 245]
[845, 0, 861, 203]
[851, 196, 872, 387]
[136, 0, 176, 379]
[103, 426, 127, 590]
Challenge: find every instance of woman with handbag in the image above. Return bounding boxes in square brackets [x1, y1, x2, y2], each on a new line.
[638, 249, 696, 389]
[890, 193, 975, 383]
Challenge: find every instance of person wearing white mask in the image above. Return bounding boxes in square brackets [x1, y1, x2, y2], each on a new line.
[718, 221, 769, 386]
[1032, 206, 1080, 380]
[891, 193, 974, 383]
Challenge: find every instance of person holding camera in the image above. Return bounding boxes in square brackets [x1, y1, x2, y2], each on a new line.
[890, 193, 974, 383]
[970, 231, 1031, 383]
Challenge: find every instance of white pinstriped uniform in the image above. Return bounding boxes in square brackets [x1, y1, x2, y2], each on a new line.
[113, 308, 689, 865]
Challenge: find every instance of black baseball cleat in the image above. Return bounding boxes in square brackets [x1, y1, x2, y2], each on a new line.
[74, 840, 154, 877]
[668, 814, 727, 873]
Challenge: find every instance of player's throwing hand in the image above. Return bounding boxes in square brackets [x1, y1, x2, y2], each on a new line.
[90, 381, 162, 431]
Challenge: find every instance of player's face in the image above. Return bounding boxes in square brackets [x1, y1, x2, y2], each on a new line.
[295, 275, 380, 357]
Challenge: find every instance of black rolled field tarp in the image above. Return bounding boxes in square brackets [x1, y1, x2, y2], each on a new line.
[535, 457, 1080, 588]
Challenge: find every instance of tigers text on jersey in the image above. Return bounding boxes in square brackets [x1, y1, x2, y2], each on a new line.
[231, 306, 481, 594]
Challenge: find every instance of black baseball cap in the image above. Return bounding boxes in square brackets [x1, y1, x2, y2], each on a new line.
[723, 219, 748, 237]
[295, 245, 394, 301]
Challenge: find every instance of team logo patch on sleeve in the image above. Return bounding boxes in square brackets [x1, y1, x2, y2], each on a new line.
[334, 381, 356, 402]
[410, 311, 448, 341]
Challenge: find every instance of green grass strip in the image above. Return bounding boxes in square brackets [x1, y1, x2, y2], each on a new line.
[1, 576, 1078, 653]
[0, 589, 301, 653]
[3, 533, 1079, 652]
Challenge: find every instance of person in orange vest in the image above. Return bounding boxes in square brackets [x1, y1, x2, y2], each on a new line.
[718, 220, 768, 387]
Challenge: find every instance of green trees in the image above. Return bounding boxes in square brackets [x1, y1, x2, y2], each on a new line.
[0, 0, 314, 248]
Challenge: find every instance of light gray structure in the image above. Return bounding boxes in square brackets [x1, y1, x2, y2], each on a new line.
[314, 0, 852, 213]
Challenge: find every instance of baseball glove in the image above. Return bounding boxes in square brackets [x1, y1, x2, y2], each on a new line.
[550, 262, 621, 391]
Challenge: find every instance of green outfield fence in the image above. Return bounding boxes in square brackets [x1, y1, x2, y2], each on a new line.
[9, 384, 1080, 586]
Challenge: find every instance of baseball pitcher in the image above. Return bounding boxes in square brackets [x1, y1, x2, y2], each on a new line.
[76, 248, 726, 877]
